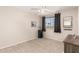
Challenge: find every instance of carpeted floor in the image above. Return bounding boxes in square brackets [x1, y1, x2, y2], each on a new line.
[0, 38, 64, 53]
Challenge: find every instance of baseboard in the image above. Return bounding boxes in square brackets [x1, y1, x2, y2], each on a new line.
[44, 37, 64, 42]
[0, 38, 35, 50]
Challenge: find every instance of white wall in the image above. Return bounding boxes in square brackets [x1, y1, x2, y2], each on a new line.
[44, 7, 78, 41]
[77, 7, 79, 35]
[0, 7, 41, 49]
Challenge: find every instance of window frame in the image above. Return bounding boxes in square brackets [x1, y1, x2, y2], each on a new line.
[45, 16, 55, 28]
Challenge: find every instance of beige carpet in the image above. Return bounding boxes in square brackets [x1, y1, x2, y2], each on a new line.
[0, 38, 64, 53]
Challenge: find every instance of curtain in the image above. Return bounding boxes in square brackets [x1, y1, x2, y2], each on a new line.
[54, 13, 61, 33]
[42, 17, 46, 32]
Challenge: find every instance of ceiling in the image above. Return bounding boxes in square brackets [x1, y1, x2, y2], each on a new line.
[15, 6, 76, 16]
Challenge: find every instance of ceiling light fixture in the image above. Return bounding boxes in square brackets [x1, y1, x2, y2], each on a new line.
[38, 6, 51, 14]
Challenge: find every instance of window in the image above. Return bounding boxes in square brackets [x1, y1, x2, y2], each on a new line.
[45, 17, 55, 28]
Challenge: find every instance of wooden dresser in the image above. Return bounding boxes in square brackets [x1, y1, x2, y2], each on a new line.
[64, 35, 79, 53]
